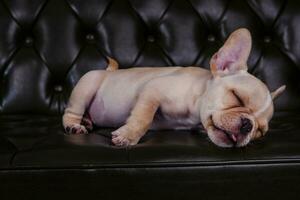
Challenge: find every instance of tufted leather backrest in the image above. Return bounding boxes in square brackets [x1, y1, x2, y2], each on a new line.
[0, 0, 299, 115]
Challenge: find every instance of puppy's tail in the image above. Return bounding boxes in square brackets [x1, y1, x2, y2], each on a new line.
[106, 57, 119, 71]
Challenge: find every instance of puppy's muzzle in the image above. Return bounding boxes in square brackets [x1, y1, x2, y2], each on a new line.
[225, 117, 253, 145]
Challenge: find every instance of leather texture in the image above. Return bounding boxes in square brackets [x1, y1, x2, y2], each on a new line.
[0, 0, 300, 199]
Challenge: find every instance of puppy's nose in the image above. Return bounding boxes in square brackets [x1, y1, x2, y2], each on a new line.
[240, 118, 253, 135]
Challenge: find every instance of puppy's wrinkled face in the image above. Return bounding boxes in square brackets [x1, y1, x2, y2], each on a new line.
[200, 28, 285, 148]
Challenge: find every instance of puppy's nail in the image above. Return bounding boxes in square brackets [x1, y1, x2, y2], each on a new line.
[112, 134, 117, 138]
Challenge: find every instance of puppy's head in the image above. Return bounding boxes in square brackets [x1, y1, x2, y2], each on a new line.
[200, 28, 285, 148]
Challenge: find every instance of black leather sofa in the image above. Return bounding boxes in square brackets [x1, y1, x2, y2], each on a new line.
[1, 0, 300, 199]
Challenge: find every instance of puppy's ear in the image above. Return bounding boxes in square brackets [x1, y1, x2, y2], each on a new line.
[271, 85, 286, 100]
[210, 28, 252, 77]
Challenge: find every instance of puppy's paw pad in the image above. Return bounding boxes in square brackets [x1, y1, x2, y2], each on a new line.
[65, 126, 71, 133]
[65, 124, 88, 135]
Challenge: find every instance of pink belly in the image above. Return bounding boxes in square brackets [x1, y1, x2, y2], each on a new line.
[88, 92, 130, 127]
[88, 93, 200, 129]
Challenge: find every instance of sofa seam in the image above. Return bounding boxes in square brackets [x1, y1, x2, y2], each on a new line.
[3, 158, 300, 171]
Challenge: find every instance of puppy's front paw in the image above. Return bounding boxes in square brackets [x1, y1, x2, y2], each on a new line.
[65, 124, 88, 135]
[112, 132, 130, 146]
[111, 128, 140, 147]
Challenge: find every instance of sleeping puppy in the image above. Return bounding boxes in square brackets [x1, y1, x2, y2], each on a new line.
[63, 28, 285, 148]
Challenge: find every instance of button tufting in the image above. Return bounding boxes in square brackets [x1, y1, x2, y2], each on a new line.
[54, 85, 63, 92]
[264, 36, 271, 43]
[25, 36, 33, 46]
[207, 34, 216, 42]
[147, 35, 155, 42]
[86, 34, 95, 41]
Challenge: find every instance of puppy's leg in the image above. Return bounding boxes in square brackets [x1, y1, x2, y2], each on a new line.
[63, 71, 105, 134]
[112, 89, 160, 146]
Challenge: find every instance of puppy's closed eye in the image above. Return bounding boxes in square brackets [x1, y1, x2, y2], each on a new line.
[232, 90, 244, 107]
[224, 90, 244, 110]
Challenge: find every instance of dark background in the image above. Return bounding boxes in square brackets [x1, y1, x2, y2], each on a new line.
[0, 0, 299, 115]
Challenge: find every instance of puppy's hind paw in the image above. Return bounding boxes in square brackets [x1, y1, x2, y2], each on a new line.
[65, 124, 88, 135]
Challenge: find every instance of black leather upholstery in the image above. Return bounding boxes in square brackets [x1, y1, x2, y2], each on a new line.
[0, 0, 300, 199]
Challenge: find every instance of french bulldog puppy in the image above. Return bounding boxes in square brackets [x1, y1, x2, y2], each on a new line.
[63, 28, 285, 148]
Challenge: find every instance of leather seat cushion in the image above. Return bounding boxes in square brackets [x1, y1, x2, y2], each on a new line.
[1, 112, 299, 169]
